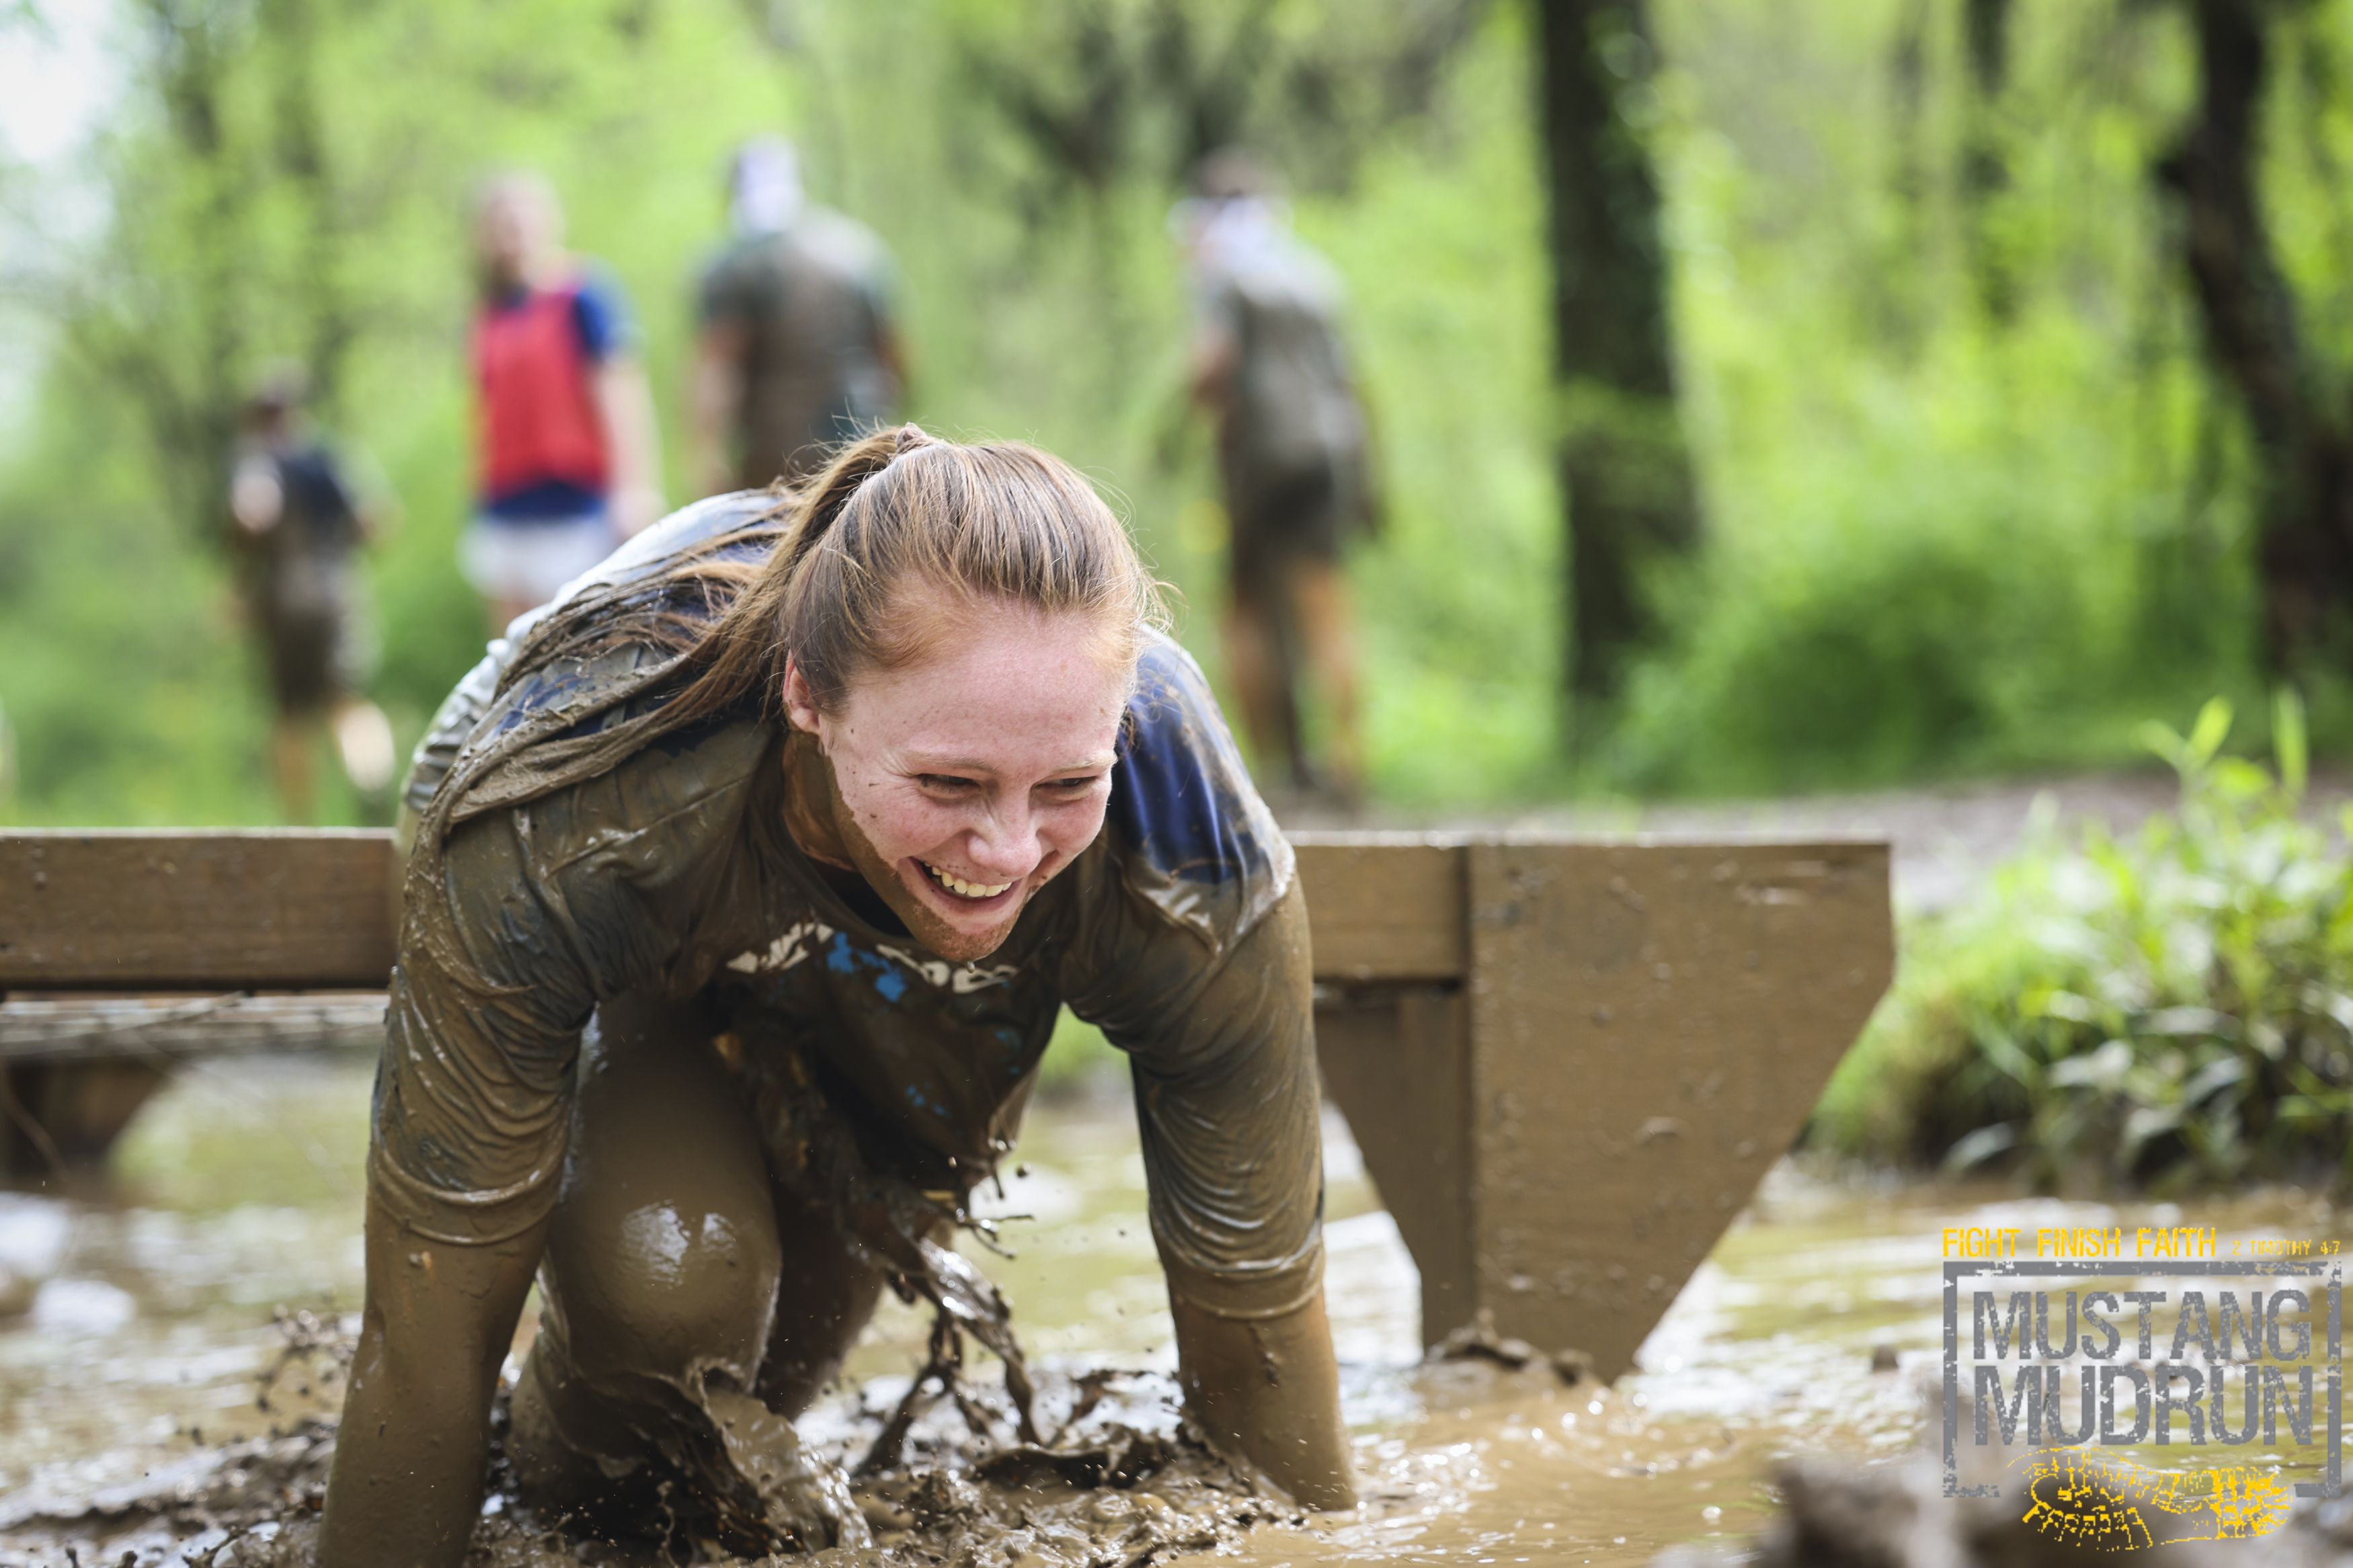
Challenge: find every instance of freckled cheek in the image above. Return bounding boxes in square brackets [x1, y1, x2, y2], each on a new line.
[1036, 798, 1111, 870]
[839, 776, 951, 863]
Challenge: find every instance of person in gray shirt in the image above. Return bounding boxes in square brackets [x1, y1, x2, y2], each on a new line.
[689, 138, 908, 493]
[1179, 151, 1377, 804]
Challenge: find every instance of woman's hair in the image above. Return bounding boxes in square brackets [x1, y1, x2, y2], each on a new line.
[416, 423, 1166, 852]
[685, 422, 1164, 717]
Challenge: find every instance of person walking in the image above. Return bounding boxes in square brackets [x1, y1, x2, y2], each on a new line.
[463, 171, 664, 631]
[688, 137, 906, 495]
[225, 366, 396, 821]
[1177, 151, 1378, 805]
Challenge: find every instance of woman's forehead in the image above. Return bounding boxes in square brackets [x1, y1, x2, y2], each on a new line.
[841, 602, 1132, 766]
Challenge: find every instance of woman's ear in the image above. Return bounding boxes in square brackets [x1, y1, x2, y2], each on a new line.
[782, 657, 824, 737]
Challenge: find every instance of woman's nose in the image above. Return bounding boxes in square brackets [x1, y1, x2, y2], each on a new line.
[965, 802, 1041, 878]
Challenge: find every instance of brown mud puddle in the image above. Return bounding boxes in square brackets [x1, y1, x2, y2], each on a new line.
[1, 1057, 2345, 1566]
[0, 1364, 1302, 1568]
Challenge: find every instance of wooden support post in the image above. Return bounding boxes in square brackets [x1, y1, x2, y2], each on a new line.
[1301, 834, 1892, 1378]
[1315, 986, 1473, 1343]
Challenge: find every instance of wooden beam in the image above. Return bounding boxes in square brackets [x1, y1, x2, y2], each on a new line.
[1315, 986, 1474, 1344]
[0, 827, 1894, 1381]
[0, 831, 398, 991]
[0, 995, 387, 1063]
[1288, 834, 1466, 982]
[0, 829, 1466, 990]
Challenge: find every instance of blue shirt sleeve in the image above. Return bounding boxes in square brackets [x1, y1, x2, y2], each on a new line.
[571, 268, 638, 364]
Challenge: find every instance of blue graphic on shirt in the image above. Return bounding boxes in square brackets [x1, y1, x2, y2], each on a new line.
[825, 930, 911, 1002]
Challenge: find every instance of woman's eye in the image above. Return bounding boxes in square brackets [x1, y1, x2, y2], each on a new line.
[918, 774, 980, 794]
[1044, 776, 1103, 796]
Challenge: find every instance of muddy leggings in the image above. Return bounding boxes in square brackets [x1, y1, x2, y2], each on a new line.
[505, 989, 887, 1524]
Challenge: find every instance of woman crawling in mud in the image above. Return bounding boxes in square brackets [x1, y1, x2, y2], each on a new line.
[317, 425, 1352, 1565]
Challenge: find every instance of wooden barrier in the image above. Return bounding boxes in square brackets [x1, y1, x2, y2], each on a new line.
[0, 828, 1892, 1377]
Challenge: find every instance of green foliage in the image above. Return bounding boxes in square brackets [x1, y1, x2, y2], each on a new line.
[1035, 1007, 1121, 1094]
[0, 364, 276, 823]
[1605, 0, 2266, 792]
[1814, 696, 2353, 1193]
[0, 0, 2345, 824]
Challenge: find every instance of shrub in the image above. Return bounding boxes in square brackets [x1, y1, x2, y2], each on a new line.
[1813, 696, 2353, 1193]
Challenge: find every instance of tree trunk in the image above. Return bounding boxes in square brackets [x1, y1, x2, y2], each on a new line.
[1531, 0, 1699, 713]
[2157, 0, 2353, 667]
[1960, 0, 2015, 320]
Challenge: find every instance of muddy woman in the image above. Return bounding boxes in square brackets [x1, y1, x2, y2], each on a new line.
[316, 425, 1353, 1563]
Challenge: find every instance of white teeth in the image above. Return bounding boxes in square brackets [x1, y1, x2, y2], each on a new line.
[922, 862, 1013, 900]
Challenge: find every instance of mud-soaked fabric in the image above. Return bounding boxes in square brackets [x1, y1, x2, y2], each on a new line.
[376, 493, 1323, 1319]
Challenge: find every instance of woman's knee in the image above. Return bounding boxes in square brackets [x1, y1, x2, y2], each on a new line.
[541, 993, 784, 1386]
[549, 1197, 783, 1385]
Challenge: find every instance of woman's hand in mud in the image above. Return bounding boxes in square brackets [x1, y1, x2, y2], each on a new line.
[315, 1196, 545, 1567]
[1171, 1290, 1357, 1512]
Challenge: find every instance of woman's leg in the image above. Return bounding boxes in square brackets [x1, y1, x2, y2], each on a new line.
[507, 990, 783, 1516]
[752, 1178, 891, 1417]
[1287, 554, 1363, 802]
[505, 993, 887, 1547]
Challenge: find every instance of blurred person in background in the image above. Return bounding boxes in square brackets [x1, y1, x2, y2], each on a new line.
[1176, 150, 1377, 807]
[465, 171, 664, 631]
[225, 365, 397, 821]
[688, 136, 906, 494]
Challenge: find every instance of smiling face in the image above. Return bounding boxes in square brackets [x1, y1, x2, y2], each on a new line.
[784, 585, 1133, 962]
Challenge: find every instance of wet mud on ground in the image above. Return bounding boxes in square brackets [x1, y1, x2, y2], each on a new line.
[0, 1364, 1302, 1568]
[4, 1058, 2349, 1566]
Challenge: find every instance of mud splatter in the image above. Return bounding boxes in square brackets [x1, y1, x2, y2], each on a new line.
[0, 1354, 1300, 1568]
[1429, 1307, 1595, 1386]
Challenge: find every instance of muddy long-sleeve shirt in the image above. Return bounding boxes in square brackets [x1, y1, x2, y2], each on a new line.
[376, 496, 1324, 1320]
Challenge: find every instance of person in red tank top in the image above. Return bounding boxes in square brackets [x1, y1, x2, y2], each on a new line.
[463, 172, 665, 632]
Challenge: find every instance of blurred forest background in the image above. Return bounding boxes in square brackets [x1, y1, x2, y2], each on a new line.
[0, 0, 2344, 826]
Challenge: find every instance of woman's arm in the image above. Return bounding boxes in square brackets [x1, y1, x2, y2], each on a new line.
[1172, 1290, 1354, 1509]
[595, 354, 666, 537]
[1097, 877, 1356, 1509]
[317, 1202, 545, 1566]
[318, 805, 603, 1565]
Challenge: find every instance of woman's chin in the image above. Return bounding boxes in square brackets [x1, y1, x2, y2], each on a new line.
[895, 862, 1027, 959]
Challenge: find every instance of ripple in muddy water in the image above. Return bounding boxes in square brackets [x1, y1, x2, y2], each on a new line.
[0, 1057, 2341, 1565]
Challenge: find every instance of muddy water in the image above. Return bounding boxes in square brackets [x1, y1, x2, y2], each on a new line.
[0, 1056, 2339, 1565]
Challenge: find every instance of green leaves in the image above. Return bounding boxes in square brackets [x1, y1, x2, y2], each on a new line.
[2276, 688, 2310, 800]
[2136, 694, 2233, 778]
[1814, 693, 2353, 1192]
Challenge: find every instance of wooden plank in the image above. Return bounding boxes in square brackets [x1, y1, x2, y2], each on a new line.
[0, 994, 387, 1063]
[1316, 987, 1474, 1344]
[0, 829, 1464, 989]
[0, 831, 398, 991]
[1460, 839, 1895, 1379]
[1289, 834, 1467, 981]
